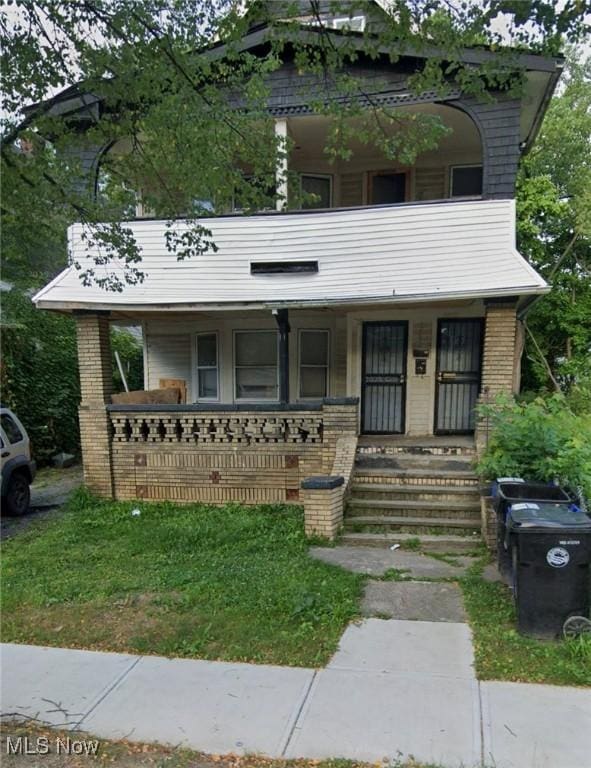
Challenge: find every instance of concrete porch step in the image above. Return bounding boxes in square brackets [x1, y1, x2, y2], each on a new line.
[352, 467, 479, 487]
[355, 455, 476, 474]
[344, 515, 481, 536]
[340, 531, 482, 554]
[347, 497, 480, 514]
[350, 482, 480, 503]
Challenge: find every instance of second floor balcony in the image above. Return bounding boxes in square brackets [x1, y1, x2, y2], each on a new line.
[120, 101, 511, 219]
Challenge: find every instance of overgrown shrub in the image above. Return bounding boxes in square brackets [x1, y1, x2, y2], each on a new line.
[1, 289, 80, 460]
[1, 291, 144, 463]
[476, 394, 591, 500]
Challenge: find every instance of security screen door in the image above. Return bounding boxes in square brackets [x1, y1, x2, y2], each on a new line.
[435, 319, 483, 434]
[361, 322, 408, 434]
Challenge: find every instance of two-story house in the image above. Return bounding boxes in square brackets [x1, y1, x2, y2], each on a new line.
[33, 1, 561, 549]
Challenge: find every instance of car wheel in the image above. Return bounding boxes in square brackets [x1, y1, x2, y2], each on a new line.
[4, 472, 31, 516]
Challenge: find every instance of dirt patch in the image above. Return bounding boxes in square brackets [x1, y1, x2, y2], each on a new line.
[2, 598, 191, 656]
[1, 465, 83, 542]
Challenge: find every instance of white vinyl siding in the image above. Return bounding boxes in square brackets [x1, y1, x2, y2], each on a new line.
[38, 200, 545, 310]
[146, 334, 191, 390]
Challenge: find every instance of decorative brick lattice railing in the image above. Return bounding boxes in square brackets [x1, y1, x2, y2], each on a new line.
[105, 400, 358, 516]
[110, 411, 323, 445]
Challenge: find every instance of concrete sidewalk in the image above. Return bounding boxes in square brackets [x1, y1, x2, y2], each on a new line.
[2, 621, 591, 768]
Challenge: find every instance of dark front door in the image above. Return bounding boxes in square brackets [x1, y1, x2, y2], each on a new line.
[361, 322, 407, 434]
[435, 319, 483, 434]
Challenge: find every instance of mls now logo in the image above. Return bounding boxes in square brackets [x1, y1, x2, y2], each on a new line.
[5, 736, 100, 756]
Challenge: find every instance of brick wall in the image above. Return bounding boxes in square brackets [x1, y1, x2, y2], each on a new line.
[76, 313, 114, 495]
[107, 401, 358, 507]
[476, 303, 518, 455]
[480, 304, 518, 396]
[302, 483, 345, 539]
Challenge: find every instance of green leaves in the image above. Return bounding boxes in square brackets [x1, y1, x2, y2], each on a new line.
[476, 393, 591, 499]
[3, 2, 589, 291]
[0, 289, 80, 461]
[516, 50, 591, 392]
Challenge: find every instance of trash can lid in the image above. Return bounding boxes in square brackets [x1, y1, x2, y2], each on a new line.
[508, 502, 591, 530]
[497, 482, 570, 503]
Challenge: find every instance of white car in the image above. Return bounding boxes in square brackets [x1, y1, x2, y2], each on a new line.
[1, 407, 36, 516]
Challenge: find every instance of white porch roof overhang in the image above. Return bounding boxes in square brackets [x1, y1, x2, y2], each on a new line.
[33, 199, 548, 314]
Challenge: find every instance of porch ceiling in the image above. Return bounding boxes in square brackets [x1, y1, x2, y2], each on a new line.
[33, 199, 547, 313]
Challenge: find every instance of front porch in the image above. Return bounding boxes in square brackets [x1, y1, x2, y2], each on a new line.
[31, 199, 539, 540]
[73, 296, 519, 540]
[138, 299, 519, 438]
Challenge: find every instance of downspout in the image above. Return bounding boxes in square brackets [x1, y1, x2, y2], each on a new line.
[273, 308, 290, 404]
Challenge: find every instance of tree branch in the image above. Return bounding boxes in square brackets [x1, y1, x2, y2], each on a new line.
[524, 322, 561, 392]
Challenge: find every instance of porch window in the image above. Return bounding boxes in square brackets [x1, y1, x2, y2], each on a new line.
[234, 330, 278, 400]
[196, 332, 219, 400]
[450, 165, 483, 197]
[299, 330, 329, 399]
[301, 174, 332, 209]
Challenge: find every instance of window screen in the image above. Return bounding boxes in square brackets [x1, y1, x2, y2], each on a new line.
[451, 166, 483, 197]
[196, 333, 218, 400]
[234, 331, 278, 400]
[299, 330, 329, 399]
[371, 173, 406, 204]
[301, 175, 332, 209]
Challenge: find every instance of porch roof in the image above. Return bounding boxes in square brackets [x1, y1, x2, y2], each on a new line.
[33, 199, 547, 313]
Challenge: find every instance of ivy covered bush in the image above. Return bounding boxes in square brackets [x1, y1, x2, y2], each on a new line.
[1, 289, 80, 461]
[1, 290, 144, 464]
[476, 393, 591, 501]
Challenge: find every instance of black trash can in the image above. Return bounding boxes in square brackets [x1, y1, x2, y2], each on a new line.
[494, 480, 571, 578]
[507, 502, 591, 638]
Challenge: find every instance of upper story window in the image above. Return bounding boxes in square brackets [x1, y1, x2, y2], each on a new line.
[301, 174, 332, 209]
[450, 165, 483, 198]
[196, 332, 219, 401]
[369, 171, 407, 205]
[331, 16, 366, 32]
[234, 330, 278, 400]
[233, 176, 276, 213]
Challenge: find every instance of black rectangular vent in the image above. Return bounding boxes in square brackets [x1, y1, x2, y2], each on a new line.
[250, 260, 318, 275]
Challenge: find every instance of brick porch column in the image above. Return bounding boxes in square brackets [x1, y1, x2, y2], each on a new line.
[75, 312, 114, 496]
[476, 300, 518, 453]
[301, 476, 345, 539]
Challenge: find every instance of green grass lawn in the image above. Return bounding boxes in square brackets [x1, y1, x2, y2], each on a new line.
[1, 490, 362, 667]
[461, 560, 591, 687]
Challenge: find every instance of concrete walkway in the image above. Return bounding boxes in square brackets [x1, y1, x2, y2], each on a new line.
[2, 623, 590, 767]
